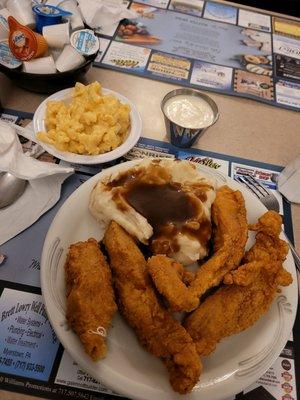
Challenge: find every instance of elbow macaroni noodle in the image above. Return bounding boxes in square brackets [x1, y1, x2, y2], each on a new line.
[37, 82, 131, 155]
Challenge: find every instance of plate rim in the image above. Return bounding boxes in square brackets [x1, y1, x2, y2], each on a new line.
[40, 159, 298, 400]
[33, 87, 142, 165]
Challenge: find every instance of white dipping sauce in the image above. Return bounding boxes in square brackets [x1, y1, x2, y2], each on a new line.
[164, 94, 215, 129]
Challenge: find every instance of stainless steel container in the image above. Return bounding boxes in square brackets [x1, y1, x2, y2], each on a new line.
[161, 88, 219, 148]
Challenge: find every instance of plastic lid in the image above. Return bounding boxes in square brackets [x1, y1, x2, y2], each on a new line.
[70, 29, 99, 56]
[0, 40, 22, 68]
[0, 15, 8, 30]
[32, 5, 72, 18]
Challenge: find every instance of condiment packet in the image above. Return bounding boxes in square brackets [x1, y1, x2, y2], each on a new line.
[55, 44, 85, 72]
[8, 16, 48, 61]
[0, 39, 22, 68]
[70, 29, 99, 55]
[42, 21, 70, 49]
[0, 13, 9, 40]
[6, 0, 35, 28]
[59, 0, 84, 31]
[23, 55, 56, 74]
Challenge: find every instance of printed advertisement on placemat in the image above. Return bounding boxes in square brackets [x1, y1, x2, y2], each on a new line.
[93, 0, 300, 111]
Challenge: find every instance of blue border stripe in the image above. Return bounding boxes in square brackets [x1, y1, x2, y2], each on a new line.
[138, 137, 284, 171]
[0, 108, 34, 120]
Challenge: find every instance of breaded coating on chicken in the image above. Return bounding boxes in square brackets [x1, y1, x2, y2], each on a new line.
[184, 211, 292, 356]
[104, 222, 201, 394]
[65, 238, 117, 361]
[147, 255, 198, 312]
[189, 185, 248, 298]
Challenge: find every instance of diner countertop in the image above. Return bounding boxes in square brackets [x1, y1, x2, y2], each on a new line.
[0, 6, 300, 397]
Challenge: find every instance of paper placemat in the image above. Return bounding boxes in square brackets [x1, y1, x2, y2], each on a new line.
[93, 0, 300, 112]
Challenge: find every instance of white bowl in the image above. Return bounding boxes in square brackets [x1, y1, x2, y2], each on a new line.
[33, 87, 142, 165]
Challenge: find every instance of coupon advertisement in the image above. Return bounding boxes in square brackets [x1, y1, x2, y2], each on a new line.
[276, 79, 300, 109]
[238, 9, 271, 32]
[190, 61, 233, 90]
[0, 289, 59, 381]
[203, 2, 237, 24]
[147, 51, 191, 81]
[102, 41, 151, 72]
[273, 35, 300, 60]
[275, 54, 300, 81]
[169, 0, 204, 17]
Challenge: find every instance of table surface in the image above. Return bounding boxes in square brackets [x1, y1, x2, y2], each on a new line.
[0, 4, 300, 399]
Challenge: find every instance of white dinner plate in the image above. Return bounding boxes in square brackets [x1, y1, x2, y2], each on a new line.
[33, 87, 142, 165]
[40, 160, 298, 400]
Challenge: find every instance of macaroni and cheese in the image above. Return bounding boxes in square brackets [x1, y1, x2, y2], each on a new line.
[37, 81, 131, 155]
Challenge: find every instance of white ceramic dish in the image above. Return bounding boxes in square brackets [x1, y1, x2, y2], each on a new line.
[40, 160, 298, 400]
[33, 87, 142, 165]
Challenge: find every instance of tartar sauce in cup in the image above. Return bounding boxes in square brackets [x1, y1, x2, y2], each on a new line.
[163, 94, 215, 129]
[161, 88, 219, 148]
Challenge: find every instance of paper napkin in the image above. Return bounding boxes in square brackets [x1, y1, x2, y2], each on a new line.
[78, 0, 137, 29]
[0, 121, 74, 246]
[278, 155, 300, 204]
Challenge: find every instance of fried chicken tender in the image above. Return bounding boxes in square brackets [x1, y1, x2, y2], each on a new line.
[184, 211, 292, 356]
[104, 222, 201, 394]
[189, 185, 248, 298]
[145, 186, 248, 312]
[248, 209, 282, 237]
[244, 210, 288, 264]
[147, 255, 199, 312]
[65, 238, 117, 361]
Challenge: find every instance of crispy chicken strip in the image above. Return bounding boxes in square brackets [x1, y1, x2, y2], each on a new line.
[104, 222, 201, 394]
[65, 238, 117, 361]
[184, 211, 292, 356]
[189, 185, 248, 298]
[244, 210, 288, 264]
[145, 186, 248, 312]
[147, 255, 199, 312]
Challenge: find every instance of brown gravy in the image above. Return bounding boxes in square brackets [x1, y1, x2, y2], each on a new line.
[107, 164, 212, 258]
[125, 182, 197, 230]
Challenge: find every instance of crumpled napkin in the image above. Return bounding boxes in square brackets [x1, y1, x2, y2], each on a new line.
[278, 156, 300, 204]
[78, 0, 137, 29]
[0, 121, 74, 246]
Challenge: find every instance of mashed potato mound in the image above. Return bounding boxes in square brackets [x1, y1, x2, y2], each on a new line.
[37, 81, 131, 155]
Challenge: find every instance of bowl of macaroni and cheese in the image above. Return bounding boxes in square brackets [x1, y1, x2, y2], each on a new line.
[33, 81, 142, 164]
